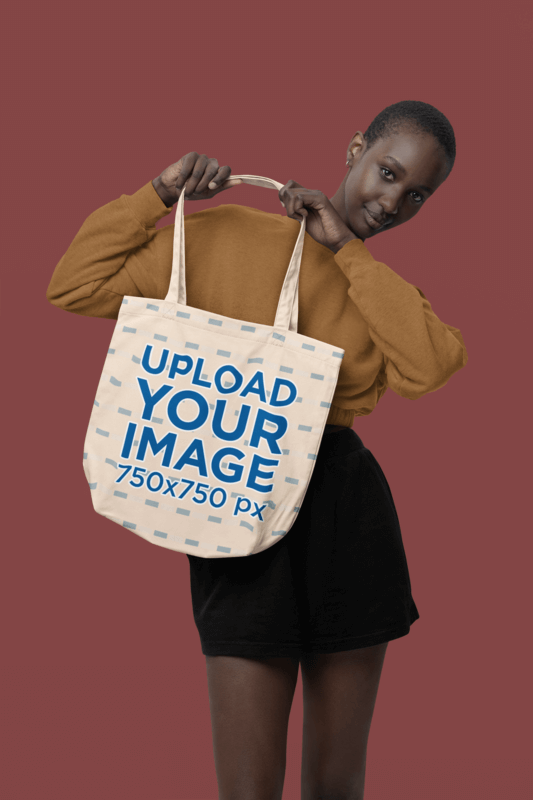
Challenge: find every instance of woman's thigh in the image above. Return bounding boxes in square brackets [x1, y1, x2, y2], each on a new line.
[205, 654, 300, 800]
[300, 642, 389, 800]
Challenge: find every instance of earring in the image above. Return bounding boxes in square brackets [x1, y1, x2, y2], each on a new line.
[346, 159, 350, 165]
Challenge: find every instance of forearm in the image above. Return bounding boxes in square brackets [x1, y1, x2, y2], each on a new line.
[46, 181, 173, 316]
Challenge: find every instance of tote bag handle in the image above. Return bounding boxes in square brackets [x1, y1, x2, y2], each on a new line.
[164, 174, 306, 334]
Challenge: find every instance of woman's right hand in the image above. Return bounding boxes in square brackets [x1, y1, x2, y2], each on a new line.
[152, 152, 243, 208]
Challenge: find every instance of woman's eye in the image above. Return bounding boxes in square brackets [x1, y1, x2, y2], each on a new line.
[380, 167, 424, 203]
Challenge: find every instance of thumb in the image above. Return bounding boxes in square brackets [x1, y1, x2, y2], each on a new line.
[210, 177, 244, 191]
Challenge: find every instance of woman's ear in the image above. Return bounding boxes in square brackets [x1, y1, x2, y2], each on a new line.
[347, 131, 365, 164]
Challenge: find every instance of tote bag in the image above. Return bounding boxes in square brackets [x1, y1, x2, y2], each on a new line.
[83, 175, 345, 558]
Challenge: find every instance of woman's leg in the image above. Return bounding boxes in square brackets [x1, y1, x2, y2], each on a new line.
[300, 642, 389, 800]
[205, 654, 300, 800]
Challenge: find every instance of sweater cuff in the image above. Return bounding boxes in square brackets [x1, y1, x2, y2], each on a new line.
[333, 236, 375, 273]
[123, 180, 175, 229]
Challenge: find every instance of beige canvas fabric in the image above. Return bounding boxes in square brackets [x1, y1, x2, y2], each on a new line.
[83, 175, 345, 557]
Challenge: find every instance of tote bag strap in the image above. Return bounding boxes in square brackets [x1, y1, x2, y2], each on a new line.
[164, 174, 306, 334]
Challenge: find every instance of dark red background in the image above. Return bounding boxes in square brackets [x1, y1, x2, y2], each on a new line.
[1, 1, 530, 798]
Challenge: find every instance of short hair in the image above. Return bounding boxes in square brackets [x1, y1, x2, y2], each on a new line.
[363, 100, 456, 179]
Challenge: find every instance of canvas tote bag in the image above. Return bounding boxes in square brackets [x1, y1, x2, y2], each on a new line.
[83, 175, 345, 558]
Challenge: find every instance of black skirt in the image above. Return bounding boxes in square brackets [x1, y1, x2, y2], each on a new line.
[187, 426, 420, 658]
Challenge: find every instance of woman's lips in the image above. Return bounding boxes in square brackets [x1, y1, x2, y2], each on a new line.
[364, 207, 383, 229]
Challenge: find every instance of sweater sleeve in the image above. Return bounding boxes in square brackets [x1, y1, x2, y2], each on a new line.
[334, 237, 468, 400]
[46, 180, 175, 319]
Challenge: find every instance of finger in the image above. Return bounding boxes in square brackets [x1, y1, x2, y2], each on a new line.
[218, 176, 243, 192]
[175, 152, 199, 195]
[194, 158, 220, 194]
[183, 153, 209, 196]
[286, 191, 305, 221]
[297, 193, 309, 221]
[208, 164, 231, 191]
[280, 188, 294, 217]
[175, 152, 197, 188]
[294, 193, 305, 220]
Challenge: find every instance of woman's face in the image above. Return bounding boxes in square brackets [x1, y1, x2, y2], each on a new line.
[330, 128, 449, 241]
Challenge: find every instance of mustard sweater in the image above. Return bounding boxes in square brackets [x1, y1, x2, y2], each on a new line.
[46, 179, 468, 428]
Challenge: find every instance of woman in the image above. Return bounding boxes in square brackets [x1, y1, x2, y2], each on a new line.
[47, 100, 467, 800]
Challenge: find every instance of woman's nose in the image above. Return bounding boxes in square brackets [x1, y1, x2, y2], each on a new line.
[380, 192, 401, 216]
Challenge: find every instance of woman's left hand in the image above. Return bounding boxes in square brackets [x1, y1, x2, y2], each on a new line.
[279, 180, 359, 253]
